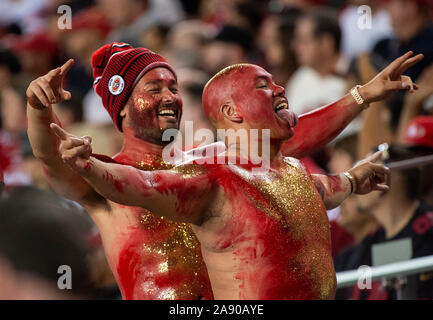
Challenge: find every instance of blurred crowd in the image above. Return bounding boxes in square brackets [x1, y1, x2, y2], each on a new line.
[1, 0, 433, 300]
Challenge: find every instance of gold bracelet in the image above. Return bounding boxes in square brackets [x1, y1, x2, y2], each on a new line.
[350, 85, 368, 109]
[343, 171, 357, 195]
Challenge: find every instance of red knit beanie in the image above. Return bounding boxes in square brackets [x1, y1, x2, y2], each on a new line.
[91, 42, 177, 131]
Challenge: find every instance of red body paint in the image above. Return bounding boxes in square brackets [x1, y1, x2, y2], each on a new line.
[281, 97, 357, 159]
[203, 157, 336, 299]
[327, 175, 347, 194]
[102, 170, 124, 193]
[198, 65, 341, 299]
[97, 153, 213, 300]
[115, 208, 212, 300]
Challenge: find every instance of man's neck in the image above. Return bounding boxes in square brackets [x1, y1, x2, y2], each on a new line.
[118, 127, 164, 161]
[372, 193, 419, 239]
[352, 218, 378, 244]
[225, 137, 282, 166]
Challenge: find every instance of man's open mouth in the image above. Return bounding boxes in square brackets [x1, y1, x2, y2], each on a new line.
[273, 99, 297, 128]
[157, 104, 178, 120]
[274, 101, 289, 112]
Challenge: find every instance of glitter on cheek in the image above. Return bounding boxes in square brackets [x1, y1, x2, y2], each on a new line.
[159, 261, 168, 273]
[136, 97, 150, 111]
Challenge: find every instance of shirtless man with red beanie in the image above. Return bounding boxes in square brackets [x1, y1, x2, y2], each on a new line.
[26, 43, 214, 300]
[52, 52, 423, 299]
[25, 41, 393, 299]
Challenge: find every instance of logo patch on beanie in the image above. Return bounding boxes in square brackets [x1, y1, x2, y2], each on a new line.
[108, 75, 125, 95]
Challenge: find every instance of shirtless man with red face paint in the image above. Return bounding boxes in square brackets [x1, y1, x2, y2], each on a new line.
[52, 51, 423, 299]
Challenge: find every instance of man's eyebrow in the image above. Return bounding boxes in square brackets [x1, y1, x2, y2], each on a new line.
[255, 75, 272, 82]
[145, 79, 177, 85]
[144, 79, 162, 85]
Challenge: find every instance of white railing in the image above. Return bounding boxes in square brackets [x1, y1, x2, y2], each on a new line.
[336, 255, 433, 288]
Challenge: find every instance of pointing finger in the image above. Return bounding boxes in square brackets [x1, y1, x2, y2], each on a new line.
[366, 150, 384, 163]
[50, 123, 69, 140]
[60, 59, 74, 77]
[386, 51, 413, 75]
[46, 67, 61, 80]
[395, 54, 424, 76]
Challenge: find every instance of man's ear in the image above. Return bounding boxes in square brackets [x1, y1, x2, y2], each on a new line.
[221, 102, 243, 123]
[120, 106, 127, 118]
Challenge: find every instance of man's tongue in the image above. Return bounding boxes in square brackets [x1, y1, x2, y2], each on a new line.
[276, 109, 298, 127]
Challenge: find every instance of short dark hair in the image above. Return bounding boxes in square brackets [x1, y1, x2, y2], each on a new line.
[0, 187, 93, 296]
[304, 9, 342, 52]
[214, 24, 254, 53]
[333, 133, 359, 163]
[0, 48, 21, 74]
[381, 145, 433, 200]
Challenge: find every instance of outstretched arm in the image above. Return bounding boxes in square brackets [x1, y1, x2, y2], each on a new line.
[51, 124, 212, 224]
[26, 60, 101, 204]
[282, 51, 424, 159]
[312, 151, 390, 210]
[282, 94, 362, 159]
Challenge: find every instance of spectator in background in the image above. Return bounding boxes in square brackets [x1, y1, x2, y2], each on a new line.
[397, 64, 433, 142]
[258, 7, 301, 85]
[339, 0, 393, 61]
[59, 7, 113, 130]
[61, 7, 111, 98]
[201, 24, 254, 76]
[0, 48, 25, 135]
[287, 8, 361, 174]
[403, 116, 433, 206]
[372, 0, 433, 127]
[99, 0, 183, 47]
[52, 98, 83, 130]
[0, 48, 32, 189]
[12, 33, 59, 81]
[58, 8, 124, 157]
[327, 134, 379, 258]
[0, 187, 94, 299]
[141, 24, 170, 54]
[0, 0, 48, 34]
[375, 0, 433, 81]
[214, 0, 267, 34]
[287, 9, 351, 124]
[335, 141, 433, 300]
[164, 19, 216, 69]
[177, 68, 216, 147]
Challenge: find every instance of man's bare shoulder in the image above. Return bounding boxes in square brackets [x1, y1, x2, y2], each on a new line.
[177, 141, 227, 166]
[282, 156, 306, 170]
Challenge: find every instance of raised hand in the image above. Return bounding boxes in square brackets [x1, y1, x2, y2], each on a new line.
[50, 123, 93, 171]
[359, 51, 424, 104]
[348, 151, 390, 195]
[26, 59, 74, 109]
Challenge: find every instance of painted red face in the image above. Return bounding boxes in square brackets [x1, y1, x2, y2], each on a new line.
[230, 65, 298, 140]
[125, 67, 183, 145]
